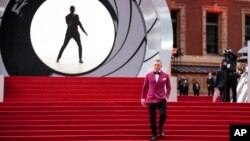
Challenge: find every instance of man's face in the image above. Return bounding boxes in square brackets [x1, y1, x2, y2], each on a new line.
[153, 61, 162, 72]
[208, 73, 212, 77]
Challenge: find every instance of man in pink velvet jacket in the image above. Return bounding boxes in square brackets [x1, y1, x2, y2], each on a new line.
[141, 59, 171, 141]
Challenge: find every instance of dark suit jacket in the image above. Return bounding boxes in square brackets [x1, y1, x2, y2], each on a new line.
[66, 14, 81, 36]
[207, 77, 215, 88]
[193, 82, 200, 91]
[215, 69, 227, 88]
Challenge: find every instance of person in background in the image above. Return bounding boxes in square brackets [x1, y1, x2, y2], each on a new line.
[215, 62, 227, 102]
[207, 72, 215, 96]
[178, 76, 184, 96]
[193, 80, 200, 96]
[141, 59, 171, 141]
[222, 48, 237, 102]
[182, 77, 189, 96]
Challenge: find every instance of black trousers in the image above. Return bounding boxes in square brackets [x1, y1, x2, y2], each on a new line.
[57, 33, 82, 61]
[218, 87, 225, 102]
[225, 74, 237, 102]
[194, 90, 199, 96]
[148, 99, 166, 136]
[207, 87, 214, 96]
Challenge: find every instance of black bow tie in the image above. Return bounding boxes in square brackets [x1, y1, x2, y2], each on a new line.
[154, 72, 160, 75]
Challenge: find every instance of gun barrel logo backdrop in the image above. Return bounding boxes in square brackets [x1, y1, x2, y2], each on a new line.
[0, 0, 173, 76]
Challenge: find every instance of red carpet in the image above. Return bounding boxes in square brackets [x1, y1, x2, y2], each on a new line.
[0, 76, 250, 141]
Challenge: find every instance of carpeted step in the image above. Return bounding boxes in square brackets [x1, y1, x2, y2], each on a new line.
[0, 134, 229, 141]
[1, 76, 250, 141]
[0, 124, 228, 131]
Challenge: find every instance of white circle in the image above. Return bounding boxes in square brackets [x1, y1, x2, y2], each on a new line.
[30, 0, 115, 74]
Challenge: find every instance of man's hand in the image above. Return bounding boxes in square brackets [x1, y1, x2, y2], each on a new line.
[141, 99, 146, 107]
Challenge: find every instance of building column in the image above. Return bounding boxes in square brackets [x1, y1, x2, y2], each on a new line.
[248, 41, 250, 103]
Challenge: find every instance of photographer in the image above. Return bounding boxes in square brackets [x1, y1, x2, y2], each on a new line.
[221, 48, 237, 102]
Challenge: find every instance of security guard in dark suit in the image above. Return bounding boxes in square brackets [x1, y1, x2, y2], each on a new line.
[207, 72, 215, 96]
[222, 49, 237, 102]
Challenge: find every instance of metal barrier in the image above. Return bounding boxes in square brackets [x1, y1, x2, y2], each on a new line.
[237, 71, 248, 103]
[0, 75, 4, 102]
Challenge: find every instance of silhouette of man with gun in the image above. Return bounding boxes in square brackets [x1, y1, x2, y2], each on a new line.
[57, 5, 88, 63]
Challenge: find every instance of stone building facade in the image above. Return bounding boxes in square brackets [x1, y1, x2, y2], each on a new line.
[166, 0, 250, 94]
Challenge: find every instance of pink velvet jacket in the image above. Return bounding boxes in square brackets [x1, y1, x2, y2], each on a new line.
[141, 71, 171, 103]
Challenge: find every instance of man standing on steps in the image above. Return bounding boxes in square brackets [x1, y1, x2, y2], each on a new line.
[141, 59, 172, 141]
[222, 48, 237, 102]
[207, 72, 215, 96]
[56, 5, 88, 63]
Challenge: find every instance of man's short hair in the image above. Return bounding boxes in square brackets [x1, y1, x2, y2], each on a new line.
[154, 59, 162, 63]
[70, 6, 75, 12]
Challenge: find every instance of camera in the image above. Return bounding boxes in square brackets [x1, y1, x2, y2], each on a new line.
[223, 48, 233, 57]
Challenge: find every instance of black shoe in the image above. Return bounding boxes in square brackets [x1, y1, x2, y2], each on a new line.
[56, 59, 59, 63]
[160, 131, 164, 137]
[158, 127, 164, 137]
[79, 60, 83, 63]
[149, 136, 157, 141]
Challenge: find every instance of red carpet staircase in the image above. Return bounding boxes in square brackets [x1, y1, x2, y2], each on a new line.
[0, 76, 250, 141]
